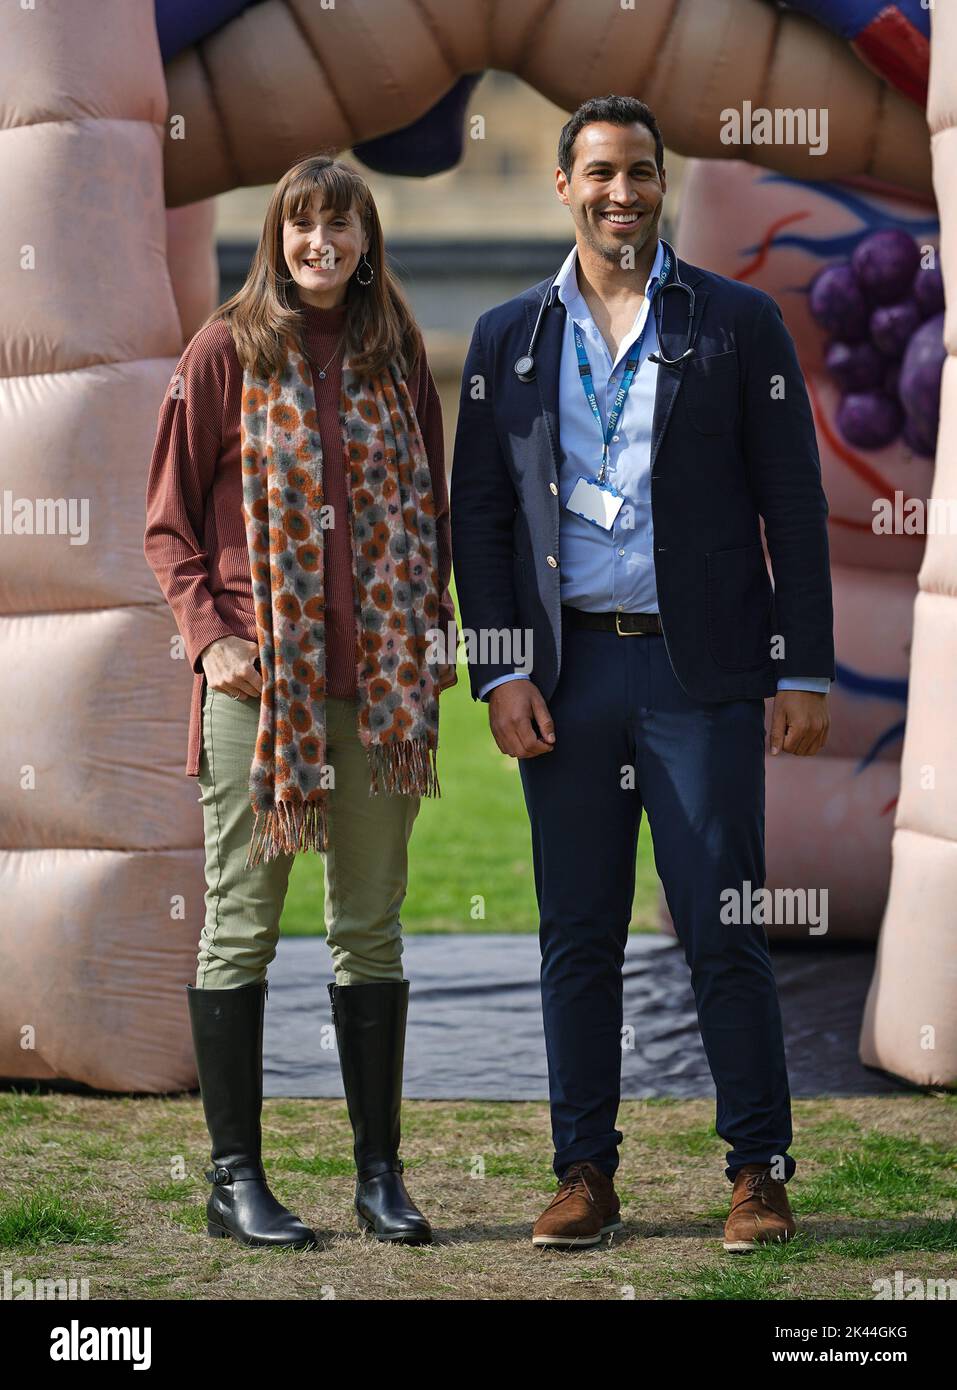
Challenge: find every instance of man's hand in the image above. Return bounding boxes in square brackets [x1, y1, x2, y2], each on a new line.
[200, 635, 263, 701]
[488, 679, 556, 758]
[769, 689, 829, 757]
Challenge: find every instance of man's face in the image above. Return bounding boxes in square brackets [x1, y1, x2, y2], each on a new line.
[556, 121, 666, 267]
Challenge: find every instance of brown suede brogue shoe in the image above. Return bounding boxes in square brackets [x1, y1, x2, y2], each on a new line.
[723, 1163, 796, 1252]
[531, 1160, 623, 1248]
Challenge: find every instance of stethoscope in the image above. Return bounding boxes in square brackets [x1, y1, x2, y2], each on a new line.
[513, 238, 696, 381]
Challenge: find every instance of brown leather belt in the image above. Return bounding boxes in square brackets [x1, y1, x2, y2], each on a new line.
[562, 605, 662, 636]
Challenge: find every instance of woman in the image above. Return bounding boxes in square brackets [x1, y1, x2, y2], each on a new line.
[144, 153, 457, 1251]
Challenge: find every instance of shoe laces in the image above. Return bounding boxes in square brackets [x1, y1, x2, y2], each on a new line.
[729, 1166, 778, 1217]
[554, 1161, 596, 1206]
[745, 1169, 771, 1197]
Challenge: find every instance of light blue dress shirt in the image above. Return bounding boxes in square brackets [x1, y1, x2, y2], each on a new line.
[478, 241, 830, 701]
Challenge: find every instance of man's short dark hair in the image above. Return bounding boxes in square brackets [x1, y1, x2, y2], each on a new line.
[558, 95, 664, 179]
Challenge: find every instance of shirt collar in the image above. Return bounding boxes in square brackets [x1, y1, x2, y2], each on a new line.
[549, 236, 667, 310]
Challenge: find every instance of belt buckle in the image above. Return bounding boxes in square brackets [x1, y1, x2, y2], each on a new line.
[615, 609, 643, 637]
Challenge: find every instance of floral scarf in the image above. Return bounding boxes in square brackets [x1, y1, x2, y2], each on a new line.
[239, 335, 442, 868]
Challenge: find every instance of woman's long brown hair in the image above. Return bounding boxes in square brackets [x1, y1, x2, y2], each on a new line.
[204, 153, 423, 382]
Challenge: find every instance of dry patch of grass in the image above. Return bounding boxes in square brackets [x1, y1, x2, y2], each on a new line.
[1, 1091, 954, 1301]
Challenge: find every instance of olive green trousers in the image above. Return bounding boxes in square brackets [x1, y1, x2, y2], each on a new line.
[195, 684, 419, 989]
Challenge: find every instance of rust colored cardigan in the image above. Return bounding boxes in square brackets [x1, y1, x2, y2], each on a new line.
[144, 300, 454, 776]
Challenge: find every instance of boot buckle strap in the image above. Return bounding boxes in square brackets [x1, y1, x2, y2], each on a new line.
[206, 1163, 264, 1185]
[357, 1158, 404, 1183]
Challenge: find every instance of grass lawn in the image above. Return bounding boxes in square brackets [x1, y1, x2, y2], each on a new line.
[281, 658, 662, 936]
[2, 1090, 955, 1301]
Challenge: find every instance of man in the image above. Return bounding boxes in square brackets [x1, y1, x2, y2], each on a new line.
[450, 95, 834, 1252]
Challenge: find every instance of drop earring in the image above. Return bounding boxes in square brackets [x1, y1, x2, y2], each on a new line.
[355, 253, 374, 286]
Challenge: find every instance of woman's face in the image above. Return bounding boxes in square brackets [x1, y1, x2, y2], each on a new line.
[282, 192, 370, 307]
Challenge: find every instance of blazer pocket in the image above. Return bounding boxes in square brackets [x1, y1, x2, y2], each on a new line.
[684, 350, 739, 435]
[705, 542, 773, 670]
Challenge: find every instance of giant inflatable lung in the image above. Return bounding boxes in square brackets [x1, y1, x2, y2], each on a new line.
[0, 0, 952, 1090]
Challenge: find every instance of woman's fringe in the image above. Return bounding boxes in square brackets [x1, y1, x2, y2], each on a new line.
[368, 736, 441, 797]
[245, 797, 329, 869]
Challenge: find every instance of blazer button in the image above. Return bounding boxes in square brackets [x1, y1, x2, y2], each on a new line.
[549, 482, 558, 495]
[546, 555, 558, 568]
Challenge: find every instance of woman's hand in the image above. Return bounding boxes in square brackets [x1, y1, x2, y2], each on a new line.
[200, 635, 263, 700]
[435, 662, 458, 694]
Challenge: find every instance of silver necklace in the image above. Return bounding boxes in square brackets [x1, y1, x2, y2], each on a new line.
[313, 335, 344, 380]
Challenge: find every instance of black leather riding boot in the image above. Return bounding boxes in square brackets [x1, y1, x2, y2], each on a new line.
[186, 979, 318, 1249]
[328, 980, 432, 1244]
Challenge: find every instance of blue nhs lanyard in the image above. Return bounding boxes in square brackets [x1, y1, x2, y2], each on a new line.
[573, 246, 671, 486]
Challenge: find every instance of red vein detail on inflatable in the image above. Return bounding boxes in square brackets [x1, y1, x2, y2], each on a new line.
[733, 212, 811, 281]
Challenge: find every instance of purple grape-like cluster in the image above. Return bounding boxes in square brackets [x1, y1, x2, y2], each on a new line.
[808, 229, 944, 456]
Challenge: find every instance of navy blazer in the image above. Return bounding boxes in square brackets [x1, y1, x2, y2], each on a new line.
[449, 250, 836, 704]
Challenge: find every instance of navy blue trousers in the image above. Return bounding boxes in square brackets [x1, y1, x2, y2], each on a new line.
[518, 620, 795, 1184]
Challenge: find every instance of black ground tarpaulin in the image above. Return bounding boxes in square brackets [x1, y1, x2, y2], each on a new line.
[263, 935, 910, 1099]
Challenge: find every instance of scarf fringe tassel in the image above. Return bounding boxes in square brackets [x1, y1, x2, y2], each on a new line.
[368, 735, 441, 798]
[244, 737, 439, 869]
[245, 797, 329, 870]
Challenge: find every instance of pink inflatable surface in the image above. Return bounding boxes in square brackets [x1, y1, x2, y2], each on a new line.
[0, 0, 953, 1090]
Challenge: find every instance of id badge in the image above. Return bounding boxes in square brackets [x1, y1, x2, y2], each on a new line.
[566, 475, 625, 530]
